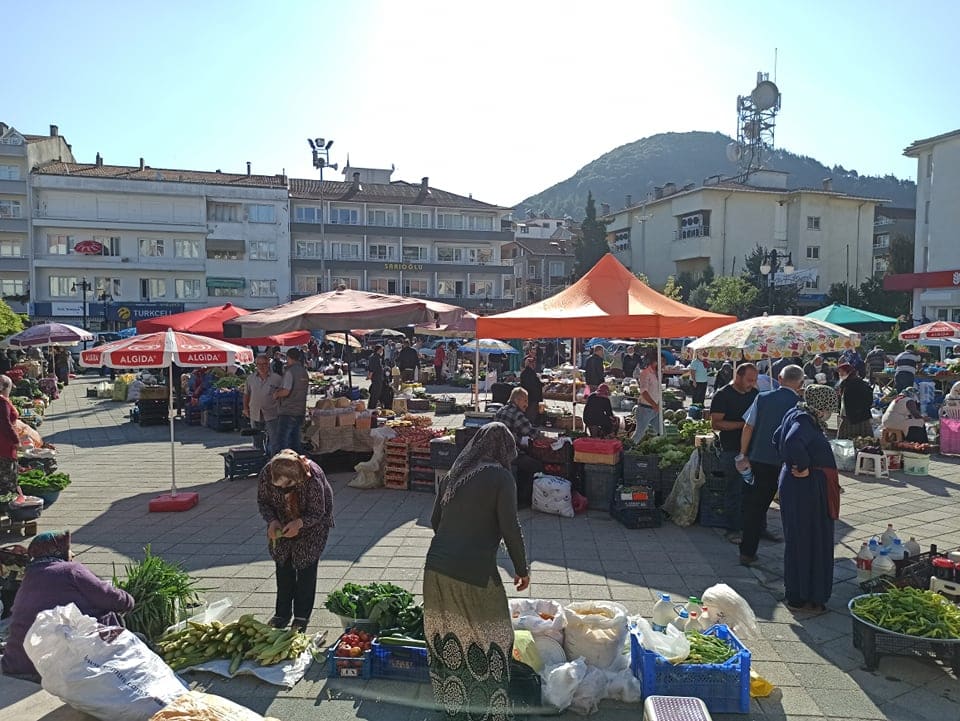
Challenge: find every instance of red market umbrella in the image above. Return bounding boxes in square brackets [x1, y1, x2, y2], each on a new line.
[136, 303, 311, 347]
[73, 240, 104, 255]
[80, 330, 255, 511]
[899, 321, 960, 341]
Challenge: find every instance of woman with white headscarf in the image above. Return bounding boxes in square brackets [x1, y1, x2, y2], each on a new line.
[424, 422, 529, 720]
[773, 384, 839, 615]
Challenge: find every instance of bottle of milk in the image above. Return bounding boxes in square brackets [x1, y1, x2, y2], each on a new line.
[652, 593, 675, 633]
[856, 542, 874, 584]
[873, 549, 896, 579]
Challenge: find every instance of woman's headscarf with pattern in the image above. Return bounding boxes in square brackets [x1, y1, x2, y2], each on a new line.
[440, 422, 517, 507]
[798, 383, 838, 427]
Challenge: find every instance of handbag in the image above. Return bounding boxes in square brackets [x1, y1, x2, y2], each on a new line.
[816, 466, 841, 520]
[509, 659, 542, 711]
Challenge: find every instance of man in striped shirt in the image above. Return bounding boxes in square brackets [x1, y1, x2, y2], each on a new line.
[893, 344, 921, 392]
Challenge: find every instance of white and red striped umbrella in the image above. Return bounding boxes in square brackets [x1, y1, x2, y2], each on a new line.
[80, 329, 254, 369]
[899, 321, 960, 342]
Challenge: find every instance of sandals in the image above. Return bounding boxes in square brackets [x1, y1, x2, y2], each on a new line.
[291, 617, 309, 633]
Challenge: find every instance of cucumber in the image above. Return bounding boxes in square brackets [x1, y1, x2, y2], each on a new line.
[377, 636, 427, 648]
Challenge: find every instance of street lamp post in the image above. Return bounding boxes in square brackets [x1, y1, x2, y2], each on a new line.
[759, 249, 794, 314]
[72, 277, 92, 330]
[99, 292, 114, 331]
[307, 138, 338, 294]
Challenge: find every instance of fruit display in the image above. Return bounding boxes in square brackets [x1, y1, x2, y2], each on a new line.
[851, 588, 960, 639]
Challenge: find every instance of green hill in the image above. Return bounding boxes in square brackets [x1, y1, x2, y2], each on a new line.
[515, 131, 916, 218]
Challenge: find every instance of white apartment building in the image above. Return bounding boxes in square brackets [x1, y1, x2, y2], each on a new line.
[0, 123, 75, 314]
[30, 157, 289, 328]
[604, 171, 883, 306]
[504, 213, 577, 305]
[886, 129, 960, 321]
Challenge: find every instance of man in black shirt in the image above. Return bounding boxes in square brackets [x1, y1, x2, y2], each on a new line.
[709, 363, 759, 536]
[583, 346, 606, 390]
[396, 340, 419, 382]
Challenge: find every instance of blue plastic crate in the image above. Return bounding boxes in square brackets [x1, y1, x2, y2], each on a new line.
[370, 639, 430, 683]
[630, 624, 750, 714]
[326, 633, 372, 679]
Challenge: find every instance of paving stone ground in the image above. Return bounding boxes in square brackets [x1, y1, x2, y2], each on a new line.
[1, 375, 958, 721]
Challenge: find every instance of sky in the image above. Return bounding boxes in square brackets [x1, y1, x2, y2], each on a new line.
[4, 0, 960, 207]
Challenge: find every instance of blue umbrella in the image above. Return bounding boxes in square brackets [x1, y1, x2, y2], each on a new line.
[458, 339, 519, 355]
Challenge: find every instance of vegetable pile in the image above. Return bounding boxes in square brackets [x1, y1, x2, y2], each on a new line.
[627, 435, 693, 469]
[682, 631, 737, 664]
[158, 615, 312, 672]
[112, 546, 204, 641]
[852, 588, 960, 639]
[325, 582, 424, 639]
[16, 469, 71, 492]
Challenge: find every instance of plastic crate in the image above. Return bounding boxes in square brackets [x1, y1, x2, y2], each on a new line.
[611, 506, 661, 529]
[528, 438, 574, 465]
[370, 639, 429, 682]
[613, 484, 655, 511]
[849, 595, 960, 674]
[326, 634, 372, 679]
[430, 438, 458, 469]
[434, 397, 456, 415]
[223, 448, 268, 481]
[623, 454, 659, 480]
[698, 487, 741, 530]
[455, 426, 482, 451]
[630, 624, 750, 713]
[573, 438, 623, 465]
[583, 462, 622, 511]
[858, 549, 946, 593]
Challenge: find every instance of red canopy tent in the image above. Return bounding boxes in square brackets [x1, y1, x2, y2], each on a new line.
[136, 303, 311, 347]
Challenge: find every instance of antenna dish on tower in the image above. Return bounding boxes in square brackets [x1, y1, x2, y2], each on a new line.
[751, 80, 780, 111]
[732, 70, 782, 179]
[726, 142, 742, 163]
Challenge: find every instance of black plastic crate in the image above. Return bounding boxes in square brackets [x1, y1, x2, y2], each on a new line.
[224, 449, 268, 481]
[430, 438, 458, 469]
[583, 462, 623, 511]
[698, 487, 742, 529]
[370, 639, 429, 682]
[858, 550, 946, 593]
[624, 454, 659, 478]
[455, 426, 481, 452]
[611, 506, 661, 529]
[613, 484, 656, 511]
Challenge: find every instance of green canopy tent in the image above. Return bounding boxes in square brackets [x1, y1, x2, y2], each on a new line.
[804, 303, 898, 331]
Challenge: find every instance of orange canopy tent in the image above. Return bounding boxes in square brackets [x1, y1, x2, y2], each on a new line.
[476, 254, 736, 340]
[137, 303, 312, 347]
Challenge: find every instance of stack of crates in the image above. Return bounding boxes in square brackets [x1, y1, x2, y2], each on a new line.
[430, 437, 458, 492]
[409, 443, 434, 493]
[223, 446, 269, 481]
[618, 454, 663, 528]
[185, 405, 203, 426]
[528, 438, 575, 482]
[698, 446, 741, 530]
[206, 393, 239, 432]
[384, 439, 410, 489]
[137, 399, 168, 426]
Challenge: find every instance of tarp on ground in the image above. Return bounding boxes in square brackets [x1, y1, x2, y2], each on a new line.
[137, 303, 311, 347]
[804, 302, 897, 330]
[475, 254, 736, 339]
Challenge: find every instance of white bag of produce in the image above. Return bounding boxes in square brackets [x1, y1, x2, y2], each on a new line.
[541, 657, 587, 712]
[150, 690, 281, 721]
[532, 474, 574, 519]
[603, 668, 643, 704]
[25, 603, 187, 721]
[562, 601, 628, 669]
[634, 616, 690, 663]
[569, 664, 608, 715]
[509, 599, 566, 643]
[701, 582, 760, 640]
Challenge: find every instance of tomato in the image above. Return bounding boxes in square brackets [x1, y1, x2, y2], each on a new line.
[362, 641, 371, 651]
[344, 634, 359, 645]
[358, 631, 369, 642]
[349, 646, 363, 657]
[338, 644, 352, 656]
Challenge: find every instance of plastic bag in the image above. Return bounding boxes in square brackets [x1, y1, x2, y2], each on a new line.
[150, 691, 282, 721]
[532, 474, 574, 518]
[562, 601, 628, 669]
[512, 630, 543, 672]
[349, 427, 395, 489]
[633, 617, 690, 663]
[163, 598, 232, 636]
[25, 603, 187, 721]
[569, 665, 607, 715]
[541, 658, 586, 712]
[509, 599, 566, 643]
[571, 491, 588, 514]
[604, 668, 643, 704]
[661, 447, 704, 527]
[701, 583, 761, 640]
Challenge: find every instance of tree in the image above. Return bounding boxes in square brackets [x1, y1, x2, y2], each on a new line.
[858, 275, 910, 318]
[574, 191, 609, 275]
[827, 282, 864, 308]
[0, 299, 24, 337]
[661, 276, 682, 301]
[688, 284, 710, 310]
[741, 245, 800, 314]
[888, 233, 915, 275]
[706, 277, 759, 318]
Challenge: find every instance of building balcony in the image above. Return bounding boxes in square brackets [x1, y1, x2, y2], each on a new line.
[0, 179, 26, 195]
[0, 257, 30, 272]
[291, 256, 514, 275]
[0, 217, 27, 232]
[673, 226, 710, 241]
[290, 222, 513, 242]
[670, 234, 712, 262]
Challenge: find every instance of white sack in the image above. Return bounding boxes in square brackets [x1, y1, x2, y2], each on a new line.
[562, 601, 629, 669]
[541, 658, 586, 712]
[509, 599, 566, 643]
[532, 474, 574, 518]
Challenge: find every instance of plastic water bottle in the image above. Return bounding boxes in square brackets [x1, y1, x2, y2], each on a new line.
[684, 596, 702, 617]
[683, 612, 701, 633]
[873, 549, 896, 579]
[891, 538, 907, 561]
[698, 607, 712, 631]
[856, 542, 874, 584]
[868, 537, 881, 558]
[652, 593, 674, 633]
[880, 524, 899, 548]
[670, 609, 690, 632]
[734, 454, 755, 486]
[904, 537, 922, 559]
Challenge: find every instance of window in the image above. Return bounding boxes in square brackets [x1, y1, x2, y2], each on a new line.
[464, 214, 494, 231]
[403, 211, 430, 228]
[937, 309, 948, 321]
[294, 206, 321, 223]
[329, 242, 360, 259]
[403, 246, 428, 262]
[806, 216, 821, 231]
[208, 202, 240, 222]
[247, 204, 276, 223]
[139, 238, 165, 257]
[249, 280, 278, 297]
[519, 225, 530, 234]
[404, 279, 427, 296]
[209, 286, 245, 298]
[0, 200, 22, 218]
[436, 213, 463, 230]
[678, 212, 709, 239]
[806, 246, 820, 260]
[873, 257, 889, 275]
[48, 234, 78, 255]
[0, 165, 20, 180]
[94, 277, 121, 297]
[248, 241, 277, 260]
[926, 153, 934, 179]
[0, 239, 22, 257]
[803, 277, 819, 290]
[952, 309, 960, 323]
[469, 280, 493, 297]
[174, 239, 201, 258]
[175, 279, 201, 299]
[502, 277, 514, 298]
[436, 246, 489, 263]
[925, 200, 930, 224]
[93, 235, 121, 256]
[367, 209, 396, 227]
[873, 233, 890, 249]
[331, 276, 360, 290]
[207, 248, 243, 260]
[368, 278, 389, 293]
[49, 276, 78, 297]
[0, 279, 26, 296]
[295, 240, 323, 259]
[528, 263, 538, 278]
[548, 261, 565, 278]
[295, 275, 322, 294]
[141, 278, 167, 299]
[330, 207, 359, 225]
[613, 229, 630, 251]
[437, 279, 460, 297]
[368, 244, 395, 261]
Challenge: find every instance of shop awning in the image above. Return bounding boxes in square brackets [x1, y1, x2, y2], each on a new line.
[206, 238, 245, 252]
[205, 277, 245, 289]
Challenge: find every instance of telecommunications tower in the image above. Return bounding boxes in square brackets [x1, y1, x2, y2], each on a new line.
[726, 71, 781, 179]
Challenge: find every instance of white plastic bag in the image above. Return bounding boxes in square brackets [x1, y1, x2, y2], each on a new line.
[541, 658, 587, 712]
[25, 603, 187, 721]
[662, 447, 704, 527]
[150, 690, 281, 721]
[569, 664, 608, 715]
[701, 583, 761, 640]
[562, 601, 628, 669]
[509, 599, 566, 643]
[532, 474, 575, 518]
[634, 617, 690, 663]
[604, 668, 643, 704]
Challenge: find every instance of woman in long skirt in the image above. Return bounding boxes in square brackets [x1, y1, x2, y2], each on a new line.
[773, 384, 840, 614]
[424, 423, 529, 720]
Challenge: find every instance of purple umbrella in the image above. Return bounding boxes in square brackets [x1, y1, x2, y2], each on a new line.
[8, 322, 94, 347]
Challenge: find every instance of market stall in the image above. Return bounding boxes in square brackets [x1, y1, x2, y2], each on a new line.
[804, 302, 898, 331]
[136, 302, 312, 347]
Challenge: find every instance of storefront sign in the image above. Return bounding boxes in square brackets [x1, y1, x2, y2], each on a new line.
[884, 269, 960, 292]
[50, 302, 84, 317]
[383, 263, 424, 271]
[88, 301, 185, 322]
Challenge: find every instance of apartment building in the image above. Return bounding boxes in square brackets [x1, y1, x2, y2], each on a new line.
[604, 171, 884, 305]
[0, 123, 75, 314]
[288, 164, 514, 313]
[871, 206, 915, 276]
[30, 157, 289, 327]
[503, 213, 577, 305]
[885, 129, 960, 321]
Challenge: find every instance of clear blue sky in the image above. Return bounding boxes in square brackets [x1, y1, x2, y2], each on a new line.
[5, 0, 959, 207]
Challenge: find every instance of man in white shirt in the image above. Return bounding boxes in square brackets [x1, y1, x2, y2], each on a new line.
[632, 354, 662, 441]
[243, 354, 282, 454]
[687, 353, 710, 406]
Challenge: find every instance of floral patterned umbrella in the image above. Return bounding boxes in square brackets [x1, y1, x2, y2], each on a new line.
[685, 315, 861, 361]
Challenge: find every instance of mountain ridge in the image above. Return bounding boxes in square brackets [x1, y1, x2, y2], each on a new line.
[514, 131, 916, 218]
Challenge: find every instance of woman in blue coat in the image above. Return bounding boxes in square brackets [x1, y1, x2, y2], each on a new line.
[773, 384, 840, 614]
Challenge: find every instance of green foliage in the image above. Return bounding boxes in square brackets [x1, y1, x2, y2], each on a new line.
[574, 192, 609, 276]
[634, 272, 649, 285]
[706, 277, 759, 318]
[827, 282, 863, 307]
[889, 233, 915, 275]
[687, 284, 710, 310]
[661, 276, 683, 301]
[0, 299, 24, 337]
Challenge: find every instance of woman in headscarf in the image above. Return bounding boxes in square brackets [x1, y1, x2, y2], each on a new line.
[257, 449, 335, 633]
[1, 531, 134, 682]
[773, 384, 839, 615]
[519, 355, 543, 424]
[881, 387, 928, 443]
[424, 422, 529, 721]
[583, 383, 619, 437]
